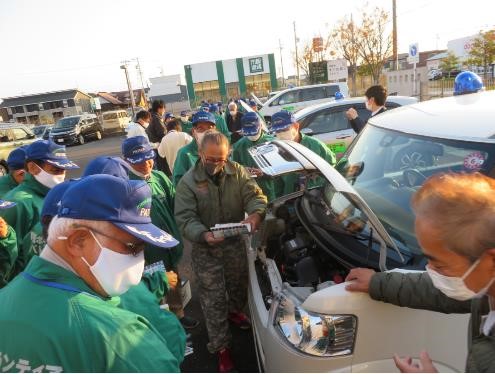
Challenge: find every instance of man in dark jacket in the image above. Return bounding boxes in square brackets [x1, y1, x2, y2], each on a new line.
[345, 85, 387, 134]
[147, 100, 171, 176]
[346, 172, 495, 373]
[225, 101, 243, 144]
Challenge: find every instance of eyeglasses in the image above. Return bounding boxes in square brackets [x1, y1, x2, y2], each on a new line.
[203, 157, 228, 164]
[73, 224, 146, 256]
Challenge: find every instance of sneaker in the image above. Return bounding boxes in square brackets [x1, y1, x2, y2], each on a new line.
[180, 316, 200, 330]
[228, 311, 251, 330]
[218, 348, 235, 373]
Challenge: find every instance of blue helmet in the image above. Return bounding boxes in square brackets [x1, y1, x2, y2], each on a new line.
[335, 91, 344, 100]
[454, 71, 484, 96]
[241, 112, 261, 136]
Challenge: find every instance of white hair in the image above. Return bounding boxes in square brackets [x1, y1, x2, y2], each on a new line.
[47, 216, 113, 244]
[228, 102, 237, 110]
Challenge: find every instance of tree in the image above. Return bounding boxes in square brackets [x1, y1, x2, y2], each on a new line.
[330, 16, 360, 96]
[356, 6, 392, 84]
[439, 51, 460, 78]
[466, 30, 495, 80]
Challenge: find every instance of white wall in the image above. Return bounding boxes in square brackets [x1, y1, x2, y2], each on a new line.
[447, 35, 476, 61]
[190, 61, 218, 83]
[242, 54, 270, 77]
[149, 75, 182, 97]
[223, 59, 238, 83]
[385, 66, 428, 97]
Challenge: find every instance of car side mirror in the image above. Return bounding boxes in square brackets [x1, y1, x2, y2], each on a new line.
[300, 128, 313, 135]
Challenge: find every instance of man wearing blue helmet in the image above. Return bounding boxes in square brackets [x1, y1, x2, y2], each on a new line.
[271, 110, 336, 195]
[454, 71, 484, 95]
[232, 112, 276, 201]
[0, 146, 27, 197]
[173, 111, 218, 185]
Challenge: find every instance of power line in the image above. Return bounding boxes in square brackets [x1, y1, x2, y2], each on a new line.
[7, 62, 122, 77]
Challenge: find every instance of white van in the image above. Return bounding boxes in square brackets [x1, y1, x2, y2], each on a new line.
[101, 110, 130, 134]
[253, 82, 349, 122]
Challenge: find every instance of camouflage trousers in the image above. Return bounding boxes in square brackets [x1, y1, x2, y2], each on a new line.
[191, 237, 248, 353]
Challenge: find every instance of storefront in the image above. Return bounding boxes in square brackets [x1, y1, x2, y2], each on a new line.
[184, 54, 278, 107]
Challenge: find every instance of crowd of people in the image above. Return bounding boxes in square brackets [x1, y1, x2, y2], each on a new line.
[0, 77, 493, 373]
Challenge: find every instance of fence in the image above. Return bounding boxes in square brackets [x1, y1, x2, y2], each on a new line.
[420, 77, 495, 101]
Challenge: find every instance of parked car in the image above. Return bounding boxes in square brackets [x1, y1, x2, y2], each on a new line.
[0, 123, 37, 175]
[32, 124, 53, 140]
[50, 114, 103, 145]
[295, 96, 418, 158]
[246, 91, 495, 372]
[251, 83, 350, 123]
[101, 110, 130, 134]
[427, 69, 443, 81]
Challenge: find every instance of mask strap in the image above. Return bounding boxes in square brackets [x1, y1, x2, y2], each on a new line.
[89, 230, 104, 251]
[462, 258, 482, 280]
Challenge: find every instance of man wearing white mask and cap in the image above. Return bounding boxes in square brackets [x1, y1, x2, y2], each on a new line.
[346, 172, 495, 372]
[0, 174, 181, 372]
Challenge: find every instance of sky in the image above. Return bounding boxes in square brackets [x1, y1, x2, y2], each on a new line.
[0, 0, 494, 98]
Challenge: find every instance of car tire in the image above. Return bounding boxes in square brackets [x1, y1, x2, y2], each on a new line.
[0, 161, 8, 177]
[78, 134, 85, 145]
[95, 130, 102, 140]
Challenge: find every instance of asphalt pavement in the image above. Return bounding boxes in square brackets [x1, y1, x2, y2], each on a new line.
[64, 134, 258, 373]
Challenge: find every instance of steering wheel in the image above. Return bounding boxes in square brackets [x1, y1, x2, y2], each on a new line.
[403, 169, 427, 187]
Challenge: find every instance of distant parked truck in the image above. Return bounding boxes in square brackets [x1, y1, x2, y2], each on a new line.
[101, 110, 130, 134]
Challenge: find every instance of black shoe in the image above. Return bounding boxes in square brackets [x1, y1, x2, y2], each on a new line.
[180, 316, 200, 329]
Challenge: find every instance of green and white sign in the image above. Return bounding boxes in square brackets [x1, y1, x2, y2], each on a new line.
[249, 57, 264, 73]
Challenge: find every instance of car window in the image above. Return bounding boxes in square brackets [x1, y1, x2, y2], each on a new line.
[11, 128, 30, 140]
[305, 108, 351, 134]
[325, 85, 340, 97]
[104, 113, 118, 120]
[272, 91, 298, 106]
[301, 87, 326, 102]
[0, 130, 12, 142]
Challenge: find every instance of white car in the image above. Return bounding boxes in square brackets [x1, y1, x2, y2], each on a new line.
[246, 91, 495, 372]
[295, 96, 418, 158]
[252, 83, 350, 123]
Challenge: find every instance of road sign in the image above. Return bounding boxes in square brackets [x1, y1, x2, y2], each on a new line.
[407, 43, 419, 64]
[327, 59, 348, 81]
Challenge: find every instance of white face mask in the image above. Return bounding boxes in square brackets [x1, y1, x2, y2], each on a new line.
[276, 128, 295, 141]
[33, 164, 65, 189]
[195, 131, 205, 146]
[229, 110, 237, 117]
[81, 230, 144, 297]
[180, 116, 188, 122]
[140, 121, 150, 129]
[365, 100, 372, 111]
[426, 258, 495, 301]
[247, 132, 262, 142]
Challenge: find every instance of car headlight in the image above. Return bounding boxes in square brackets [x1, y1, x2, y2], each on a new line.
[274, 289, 357, 357]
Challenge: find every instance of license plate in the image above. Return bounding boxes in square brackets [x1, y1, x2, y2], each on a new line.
[328, 141, 346, 154]
[56, 139, 64, 143]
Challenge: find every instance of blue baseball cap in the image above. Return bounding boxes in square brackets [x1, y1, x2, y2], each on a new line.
[217, 102, 222, 107]
[58, 175, 178, 248]
[192, 111, 216, 127]
[7, 146, 27, 170]
[209, 104, 219, 113]
[121, 136, 155, 165]
[164, 112, 175, 120]
[271, 110, 296, 132]
[200, 104, 210, 112]
[26, 140, 79, 169]
[241, 112, 262, 136]
[248, 99, 257, 107]
[83, 156, 130, 179]
[0, 200, 16, 209]
[41, 179, 78, 218]
[180, 110, 188, 117]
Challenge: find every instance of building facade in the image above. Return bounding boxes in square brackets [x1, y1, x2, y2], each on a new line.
[148, 75, 190, 114]
[184, 53, 278, 106]
[0, 89, 92, 124]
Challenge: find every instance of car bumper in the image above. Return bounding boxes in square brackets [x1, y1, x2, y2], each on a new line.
[51, 134, 78, 144]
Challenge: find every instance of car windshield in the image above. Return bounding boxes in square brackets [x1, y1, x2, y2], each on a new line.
[335, 125, 495, 259]
[54, 117, 79, 129]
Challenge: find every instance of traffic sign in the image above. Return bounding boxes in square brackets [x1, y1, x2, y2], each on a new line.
[407, 43, 419, 64]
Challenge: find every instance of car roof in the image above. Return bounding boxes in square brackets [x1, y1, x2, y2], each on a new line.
[369, 91, 495, 143]
[0, 123, 30, 129]
[294, 96, 418, 120]
[266, 82, 348, 104]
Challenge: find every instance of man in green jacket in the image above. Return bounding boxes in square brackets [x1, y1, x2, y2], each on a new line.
[175, 130, 267, 372]
[0, 200, 18, 288]
[232, 112, 276, 201]
[179, 110, 193, 135]
[271, 110, 336, 195]
[2, 140, 78, 277]
[122, 135, 199, 329]
[0, 147, 27, 197]
[173, 110, 218, 185]
[0, 174, 181, 372]
[209, 103, 231, 141]
[346, 173, 495, 373]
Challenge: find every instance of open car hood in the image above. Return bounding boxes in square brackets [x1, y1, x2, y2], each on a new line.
[249, 140, 404, 269]
[250, 92, 264, 107]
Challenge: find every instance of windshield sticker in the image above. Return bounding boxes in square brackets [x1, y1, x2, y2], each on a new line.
[328, 142, 347, 154]
[464, 152, 485, 170]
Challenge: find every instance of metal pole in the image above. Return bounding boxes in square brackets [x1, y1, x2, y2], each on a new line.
[135, 57, 148, 109]
[413, 62, 417, 97]
[279, 39, 285, 87]
[393, 0, 398, 71]
[121, 61, 136, 118]
[293, 21, 300, 85]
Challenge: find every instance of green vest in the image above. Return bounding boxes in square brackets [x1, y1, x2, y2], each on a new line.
[172, 140, 199, 186]
[214, 113, 231, 141]
[0, 174, 18, 198]
[0, 227, 17, 288]
[0, 256, 180, 372]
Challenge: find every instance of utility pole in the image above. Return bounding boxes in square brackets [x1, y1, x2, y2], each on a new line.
[120, 61, 136, 118]
[135, 57, 148, 109]
[279, 39, 285, 87]
[392, 0, 398, 70]
[293, 21, 300, 85]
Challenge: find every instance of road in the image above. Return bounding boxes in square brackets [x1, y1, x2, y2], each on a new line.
[65, 135, 258, 373]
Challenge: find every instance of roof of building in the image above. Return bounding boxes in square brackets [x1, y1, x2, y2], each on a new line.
[426, 52, 449, 61]
[387, 50, 447, 69]
[0, 89, 90, 108]
[97, 92, 124, 105]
